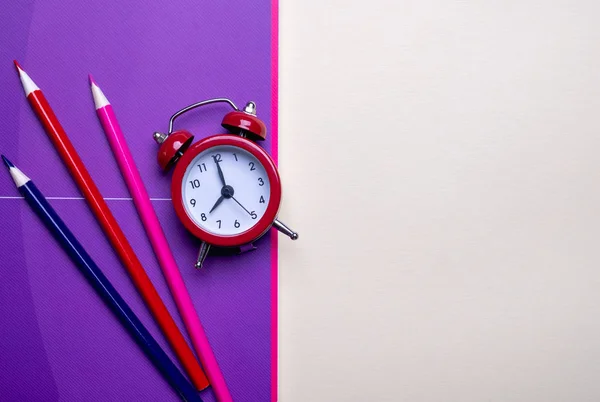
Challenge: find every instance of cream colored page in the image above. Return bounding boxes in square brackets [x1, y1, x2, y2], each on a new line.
[278, 1, 600, 401]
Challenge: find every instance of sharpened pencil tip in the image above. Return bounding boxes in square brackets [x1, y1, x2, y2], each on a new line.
[2, 155, 15, 168]
[3, 158, 30, 187]
[13, 61, 40, 96]
[88, 74, 96, 85]
[90, 76, 110, 109]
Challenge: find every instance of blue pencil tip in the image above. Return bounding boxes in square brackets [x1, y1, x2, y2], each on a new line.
[1, 155, 15, 168]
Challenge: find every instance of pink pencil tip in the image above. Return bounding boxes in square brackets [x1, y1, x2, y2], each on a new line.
[90, 75, 110, 108]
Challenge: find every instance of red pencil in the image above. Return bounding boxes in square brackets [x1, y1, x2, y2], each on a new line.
[14, 61, 210, 392]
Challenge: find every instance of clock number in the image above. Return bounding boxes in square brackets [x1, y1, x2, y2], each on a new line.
[201, 213, 207, 221]
[216, 220, 222, 229]
[251, 211, 257, 220]
[249, 162, 256, 171]
[197, 163, 207, 172]
[259, 196, 265, 204]
[189, 179, 200, 189]
[258, 177, 264, 186]
[211, 153, 222, 163]
[233, 153, 238, 161]
[234, 220, 241, 228]
[190, 199, 196, 207]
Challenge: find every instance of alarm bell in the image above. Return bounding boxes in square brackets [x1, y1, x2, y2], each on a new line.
[153, 98, 267, 170]
[221, 101, 267, 141]
[153, 130, 194, 171]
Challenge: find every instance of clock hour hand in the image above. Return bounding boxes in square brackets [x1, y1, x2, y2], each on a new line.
[209, 195, 225, 213]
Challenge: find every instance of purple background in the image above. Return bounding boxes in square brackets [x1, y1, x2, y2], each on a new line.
[0, 1, 274, 401]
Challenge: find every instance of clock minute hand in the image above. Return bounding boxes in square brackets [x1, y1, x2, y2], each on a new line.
[213, 157, 226, 186]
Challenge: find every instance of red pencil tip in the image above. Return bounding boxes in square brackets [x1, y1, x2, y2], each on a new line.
[88, 74, 96, 85]
[13, 61, 40, 96]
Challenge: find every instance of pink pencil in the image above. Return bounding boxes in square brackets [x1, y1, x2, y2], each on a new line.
[89, 76, 233, 402]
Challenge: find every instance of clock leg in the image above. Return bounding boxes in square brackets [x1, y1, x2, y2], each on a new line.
[195, 242, 211, 269]
[272, 219, 299, 240]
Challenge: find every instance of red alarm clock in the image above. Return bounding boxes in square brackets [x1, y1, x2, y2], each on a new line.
[153, 98, 297, 269]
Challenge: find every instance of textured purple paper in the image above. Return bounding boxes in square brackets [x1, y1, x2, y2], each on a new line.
[0, 1, 274, 401]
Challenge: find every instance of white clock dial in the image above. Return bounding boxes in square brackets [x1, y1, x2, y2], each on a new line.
[181, 145, 271, 236]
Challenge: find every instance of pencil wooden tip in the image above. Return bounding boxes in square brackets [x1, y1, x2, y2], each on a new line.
[13, 61, 40, 96]
[90, 77, 110, 109]
[1, 155, 14, 169]
[88, 74, 96, 85]
[4, 161, 30, 188]
[2, 155, 30, 187]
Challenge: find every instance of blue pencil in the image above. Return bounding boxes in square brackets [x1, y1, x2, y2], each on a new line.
[2, 155, 202, 402]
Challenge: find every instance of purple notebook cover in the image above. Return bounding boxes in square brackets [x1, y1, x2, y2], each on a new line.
[0, 1, 279, 401]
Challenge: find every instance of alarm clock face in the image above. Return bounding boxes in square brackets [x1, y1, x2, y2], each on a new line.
[172, 135, 282, 247]
[180, 144, 272, 236]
